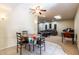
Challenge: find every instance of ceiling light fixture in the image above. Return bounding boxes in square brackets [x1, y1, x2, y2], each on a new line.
[54, 15, 62, 20]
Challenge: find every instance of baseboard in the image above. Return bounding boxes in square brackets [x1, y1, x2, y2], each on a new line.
[0, 44, 16, 51]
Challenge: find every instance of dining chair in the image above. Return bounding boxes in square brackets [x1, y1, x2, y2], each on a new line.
[16, 32, 30, 55]
[32, 34, 45, 55]
[16, 32, 23, 55]
[22, 31, 28, 35]
[37, 36, 45, 54]
[22, 31, 31, 50]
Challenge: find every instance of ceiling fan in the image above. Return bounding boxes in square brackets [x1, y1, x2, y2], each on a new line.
[30, 5, 46, 16]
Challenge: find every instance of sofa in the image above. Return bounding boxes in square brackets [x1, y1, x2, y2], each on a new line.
[38, 29, 58, 37]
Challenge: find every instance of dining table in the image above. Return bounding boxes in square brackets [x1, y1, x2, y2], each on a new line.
[61, 32, 74, 44]
[22, 34, 45, 54]
[22, 34, 39, 47]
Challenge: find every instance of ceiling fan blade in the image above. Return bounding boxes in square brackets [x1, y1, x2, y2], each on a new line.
[30, 8, 36, 11]
[40, 9, 46, 11]
[32, 12, 36, 14]
[39, 12, 42, 15]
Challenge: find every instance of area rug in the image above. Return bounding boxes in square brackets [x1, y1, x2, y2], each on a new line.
[20, 41, 67, 55]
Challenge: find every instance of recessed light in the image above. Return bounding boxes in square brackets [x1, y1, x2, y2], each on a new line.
[54, 15, 62, 19]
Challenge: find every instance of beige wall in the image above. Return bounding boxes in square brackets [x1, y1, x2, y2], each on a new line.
[39, 19, 74, 35]
[0, 4, 38, 50]
[74, 7, 79, 50]
[52, 20, 74, 35]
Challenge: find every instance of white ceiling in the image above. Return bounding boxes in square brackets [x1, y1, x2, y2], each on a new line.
[0, 3, 78, 20]
[39, 3, 79, 20]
